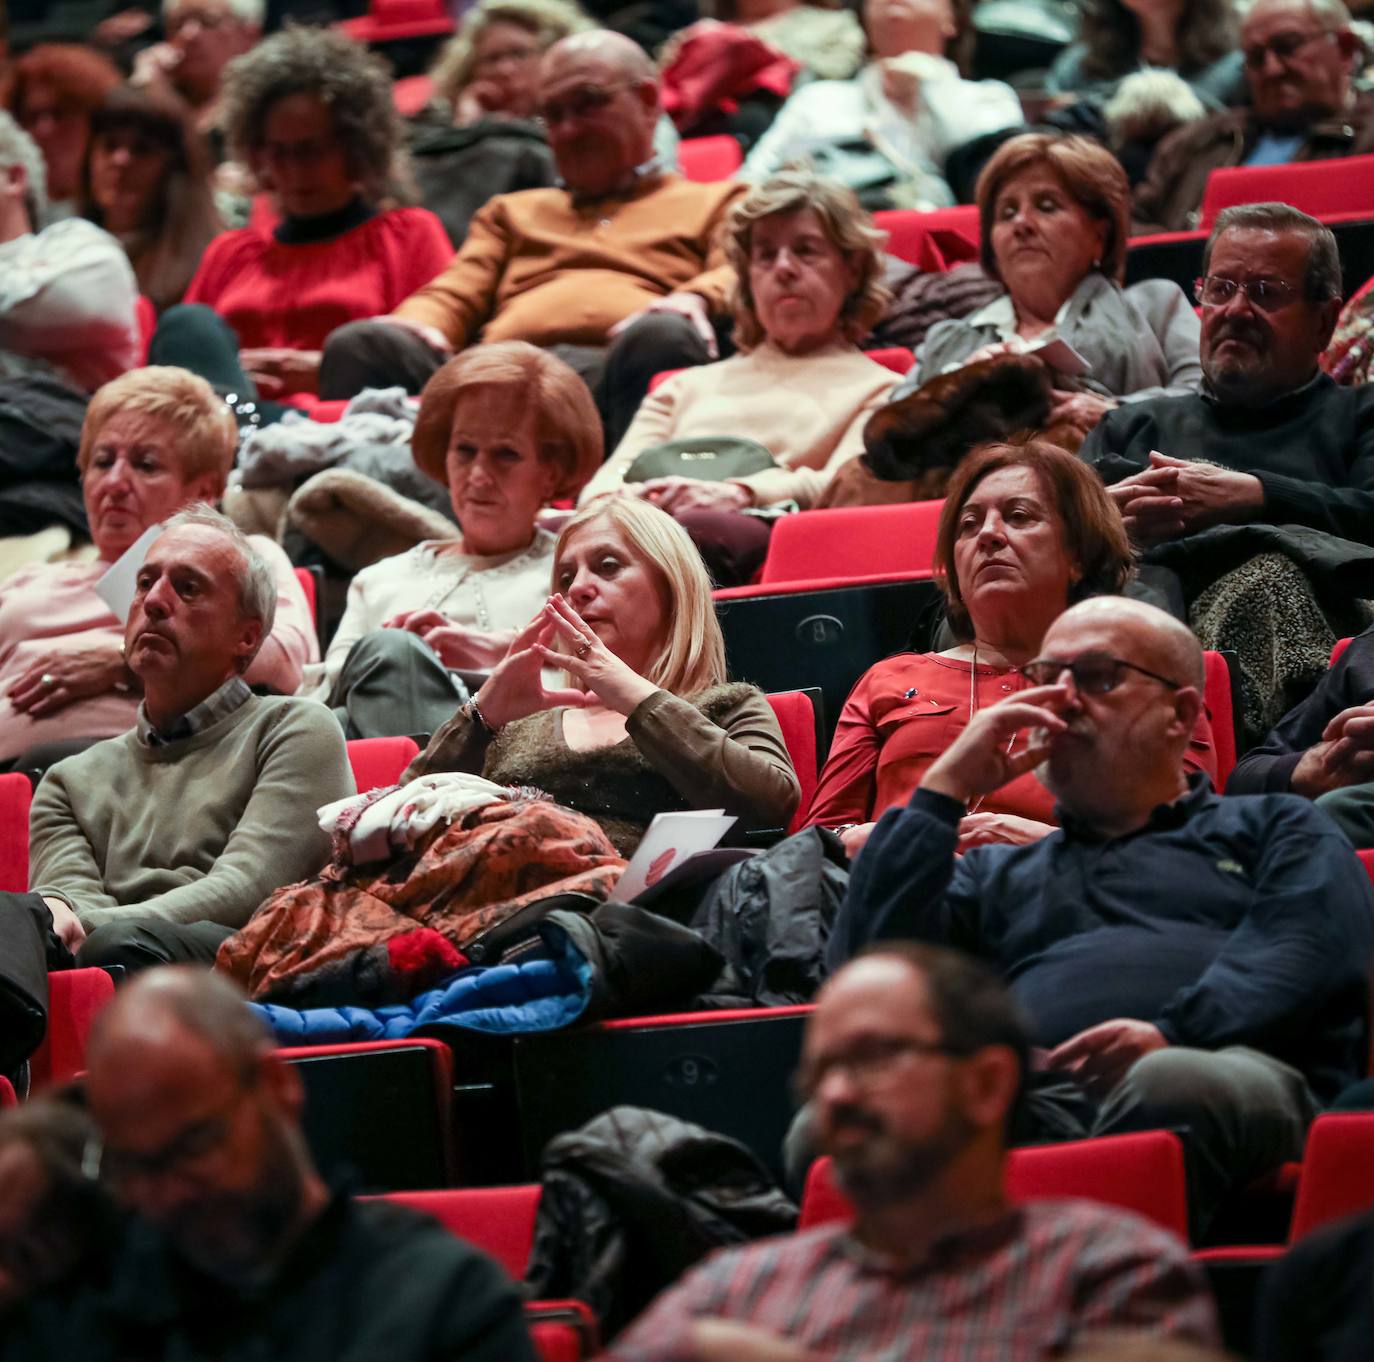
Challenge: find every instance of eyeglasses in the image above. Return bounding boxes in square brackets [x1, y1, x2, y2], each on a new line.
[1193, 274, 1302, 311]
[1019, 652, 1183, 694]
[792, 1036, 958, 1102]
[1242, 28, 1335, 68]
[474, 43, 542, 70]
[86, 1086, 251, 1188]
[536, 81, 635, 128]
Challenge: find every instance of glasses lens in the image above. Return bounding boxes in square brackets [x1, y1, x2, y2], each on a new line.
[1074, 661, 1120, 694]
[1198, 277, 1236, 306]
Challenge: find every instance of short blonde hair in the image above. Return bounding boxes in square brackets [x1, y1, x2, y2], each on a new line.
[78, 367, 237, 487]
[553, 499, 726, 697]
[977, 133, 1130, 286]
[430, 0, 592, 105]
[724, 168, 891, 351]
[411, 342, 603, 500]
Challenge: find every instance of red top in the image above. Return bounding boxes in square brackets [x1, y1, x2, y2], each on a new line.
[805, 652, 1218, 829]
[184, 206, 453, 358]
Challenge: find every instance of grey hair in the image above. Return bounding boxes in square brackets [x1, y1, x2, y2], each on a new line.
[162, 504, 277, 664]
[0, 110, 48, 228]
[1204, 202, 1342, 301]
[431, 0, 592, 105]
[161, 0, 265, 24]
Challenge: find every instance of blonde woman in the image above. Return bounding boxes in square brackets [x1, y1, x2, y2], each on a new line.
[405, 498, 801, 853]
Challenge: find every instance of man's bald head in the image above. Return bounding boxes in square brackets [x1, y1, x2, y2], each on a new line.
[1051, 596, 1204, 691]
[543, 29, 655, 81]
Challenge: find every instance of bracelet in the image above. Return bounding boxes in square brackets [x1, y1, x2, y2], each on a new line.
[465, 699, 500, 738]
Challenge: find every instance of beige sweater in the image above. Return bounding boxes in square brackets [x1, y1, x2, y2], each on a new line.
[580, 341, 898, 509]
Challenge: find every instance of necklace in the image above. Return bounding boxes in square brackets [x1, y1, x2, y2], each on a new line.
[967, 641, 1017, 816]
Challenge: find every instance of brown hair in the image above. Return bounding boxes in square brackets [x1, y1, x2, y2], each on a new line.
[411, 341, 603, 500]
[934, 438, 1133, 640]
[976, 133, 1130, 286]
[3, 43, 121, 123]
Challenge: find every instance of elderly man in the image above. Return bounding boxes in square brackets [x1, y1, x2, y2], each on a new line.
[608, 942, 1218, 1362]
[1134, 0, 1374, 232]
[836, 596, 1374, 1232]
[28, 506, 353, 973]
[318, 30, 743, 445]
[1, 968, 537, 1361]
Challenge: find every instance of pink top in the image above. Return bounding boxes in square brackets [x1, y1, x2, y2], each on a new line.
[0, 536, 318, 762]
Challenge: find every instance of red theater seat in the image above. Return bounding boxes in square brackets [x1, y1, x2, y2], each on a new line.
[0, 772, 31, 893]
[1200, 155, 1374, 228]
[751, 500, 944, 590]
[678, 135, 743, 182]
[346, 737, 420, 793]
[873, 207, 980, 271]
[376, 1184, 541, 1278]
[29, 967, 116, 1089]
[765, 689, 820, 832]
[1202, 650, 1237, 791]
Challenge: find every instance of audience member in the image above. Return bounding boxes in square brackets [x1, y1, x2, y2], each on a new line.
[2, 43, 121, 215]
[1081, 203, 1374, 740]
[152, 26, 453, 406]
[807, 440, 1214, 857]
[80, 85, 223, 312]
[0, 111, 140, 392]
[404, 497, 800, 853]
[411, 0, 587, 247]
[2, 967, 538, 1360]
[1046, 0, 1243, 105]
[742, 0, 1022, 207]
[311, 342, 602, 740]
[27, 506, 353, 972]
[318, 30, 745, 449]
[1134, 0, 1373, 232]
[579, 171, 897, 584]
[889, 133, 1202, 445]
[838, 595, 1374, 1231]
[0, 366, 316, 770]
[132, 0, 264, 139]
[720, 0, 865, 80]
[607, 943, 1220, 1361]
[1228, 622, 1374, 845]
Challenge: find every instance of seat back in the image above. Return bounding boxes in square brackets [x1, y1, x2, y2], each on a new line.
[765, 689, 821, 833]
[0, 772, 31, 893]
[1288, 1113, 1374, 1241]
[0, 1076, 14, 1108]
[1333, 637, 1353, 667]
[863, 347, 916, 376]
[678, 135, 743, 182]
[376, 1184, 541, 1278]
[29, 967, 117, 1089]
[1201, 155, 1374, 228]
[800, 1130, 1190, 1239]
[294, 567, 318, 632]
[872, 207, 980, 270]
[346, 736, 420, 793]
[759, 501, 945, 587]
[1202, 649, 1238, 792]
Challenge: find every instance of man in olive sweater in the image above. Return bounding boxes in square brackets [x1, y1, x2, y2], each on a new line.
[28, 507, 354, 973]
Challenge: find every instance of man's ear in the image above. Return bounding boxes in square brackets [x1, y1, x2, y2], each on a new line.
[1315, 295, 1342, 352]
[258, 1051, 305, 1120]
[956, 1045, 1021, 1133]
[633, 76, 660, 120]
[1172, 684, 1202, 741]
[233, 613, 265, 670]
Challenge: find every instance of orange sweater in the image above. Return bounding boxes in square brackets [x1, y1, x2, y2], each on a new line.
[393, 173, 745, 349]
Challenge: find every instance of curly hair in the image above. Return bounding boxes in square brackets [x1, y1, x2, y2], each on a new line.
[220, 25, 413, 208]
[430, 0, 592, 106]
[1075, 0, 1237, 84]
[724, 167, 891, 351]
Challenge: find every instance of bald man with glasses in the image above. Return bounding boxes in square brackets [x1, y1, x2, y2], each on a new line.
[835, 595, 1374, 1235]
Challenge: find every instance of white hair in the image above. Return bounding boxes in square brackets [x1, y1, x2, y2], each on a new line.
[0, 111, 48, 227]
[161, 0, 266, 28]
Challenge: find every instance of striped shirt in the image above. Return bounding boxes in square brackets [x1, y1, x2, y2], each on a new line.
[605, 1200, 1218, 1362]
[136, 676, 252, 748]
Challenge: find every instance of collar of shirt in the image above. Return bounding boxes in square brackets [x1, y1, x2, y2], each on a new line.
[136, 676, 252, 749]
[1057, 768, 1216, 843]
[838, 1203, 1025, 1278]
[559, 154, 665, 205]
[963, 289, 1074, 342]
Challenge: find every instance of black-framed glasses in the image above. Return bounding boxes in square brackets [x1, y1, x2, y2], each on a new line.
[536, 81, 635, 128]
[1193, 275, 1301, 311]
[85, 1086, 250, 1188]
[1019, 652, 1183, 694]
[1242, 28, 1335, 68]
[792, 1036, 959, 1102]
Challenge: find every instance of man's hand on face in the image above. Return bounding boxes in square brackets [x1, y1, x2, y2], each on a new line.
[1109, 451, 1264, 546]
[920, 684, 1071, 807]
[1291, 702, 1374, 797]
[1047, 1019, 1167, 1098]
[690, 1321, 824, 1362]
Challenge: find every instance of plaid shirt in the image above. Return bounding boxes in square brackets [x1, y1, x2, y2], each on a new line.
[605, 1200, 1218, 1362]
[136, 677, 252, 748]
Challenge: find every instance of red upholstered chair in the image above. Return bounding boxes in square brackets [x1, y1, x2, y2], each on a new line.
[392, 74, 434, 115]
[526, 1301, 600, 1362]
[0, 772, 31, 894]
[678, 135, 743, 182]
[135, 295, 157, 363]
[375, 1184, 542, 1278]
[0, 1076, 14, 1107]
[1333, 637, 1353, 666]
[753, 500, 945, 589]
[345, 737, 420, 793]
[337, 0, 454, 42]
[1286, 1113, 1374, 1241]
[29, 967, 117, 1089]
[863, 347, 916, 376]
[1202, 650, 1238, 792]
[1200, 155, 1374, 229]
[765, 689, 821, 832]
[800, 1131, 1190, 1239]
[293, 567, 318, 631]
[872, 207, 980, 270]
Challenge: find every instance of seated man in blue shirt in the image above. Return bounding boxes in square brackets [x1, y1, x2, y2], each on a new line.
[836, 595, 1374, 1233]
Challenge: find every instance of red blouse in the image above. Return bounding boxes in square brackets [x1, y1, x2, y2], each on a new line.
[183, 206, 453, 358]
[805, 651, 1218, 829]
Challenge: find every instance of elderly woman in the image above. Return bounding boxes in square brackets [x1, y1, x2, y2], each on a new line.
[0, 366, 316, 769]
[308, 342, 603, 740]
[150, 26, 452, 406]
[807, 439, 1216, 857]
[890, 133, 1203, 443]
[406, 497, 801, 852]
[80, 86, 223, 312]
[579, 170, 898, 584]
